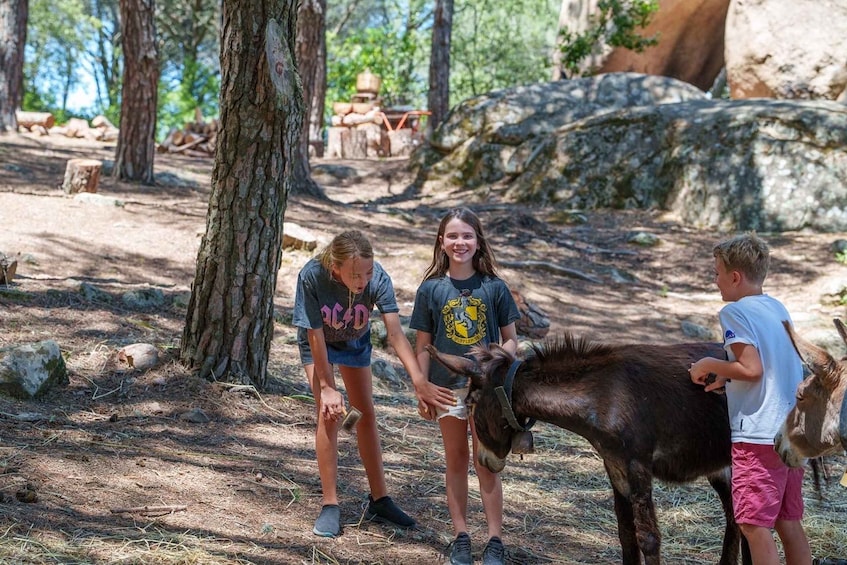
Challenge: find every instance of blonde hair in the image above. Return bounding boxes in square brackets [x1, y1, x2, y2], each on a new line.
[318, 230, 373, 271]
[713, 232, 770, 284]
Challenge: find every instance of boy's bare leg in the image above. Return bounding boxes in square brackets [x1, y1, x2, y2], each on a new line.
[740, 524, 779, 565]
[775, 519, 812, 565]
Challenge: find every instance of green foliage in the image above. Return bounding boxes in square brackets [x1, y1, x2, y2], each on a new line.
[450, 0, 558, 104]
[836, 251, 847, 265]
[326, 26, 428, 110]
[559, 0, 660, 78]
[24, 0, 97, 118]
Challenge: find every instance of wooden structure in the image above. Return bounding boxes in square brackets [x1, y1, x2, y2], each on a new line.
[324, 70, 430, 159]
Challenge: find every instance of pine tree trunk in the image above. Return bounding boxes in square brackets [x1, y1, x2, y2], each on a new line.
[180, 0, 303, 389]
[115, 0, 158, 183]
[292, 0, 325, 198]
[0, 0, 28, 132]
[427, 0, 453, 133]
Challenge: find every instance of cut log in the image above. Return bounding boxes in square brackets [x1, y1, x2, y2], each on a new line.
[341, 128, 367, 159]
[388, 129, 414, 157]
[15, 111, 55, 130]
[62, 159, 102, 195]
[326, 126, 345, 159]
[64, 118, 91, 139]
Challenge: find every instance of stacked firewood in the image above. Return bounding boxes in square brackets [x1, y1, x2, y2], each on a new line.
[15, 111, 120, 142]
[157, 112, 218, 157]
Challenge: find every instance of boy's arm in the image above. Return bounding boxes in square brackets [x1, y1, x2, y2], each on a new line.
[690, 342, 763, 391]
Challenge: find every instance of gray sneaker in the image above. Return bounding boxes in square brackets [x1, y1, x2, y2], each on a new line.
[312, 504, 341, 537]
[482, 536, 505, 565]
[449, 532, 472, 565]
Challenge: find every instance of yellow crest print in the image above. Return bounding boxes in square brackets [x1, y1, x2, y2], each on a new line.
[441, 293, 488, 346]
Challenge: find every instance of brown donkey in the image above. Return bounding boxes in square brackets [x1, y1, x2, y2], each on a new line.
[427, 335, 750, 565]
[774, 319, 847, 468]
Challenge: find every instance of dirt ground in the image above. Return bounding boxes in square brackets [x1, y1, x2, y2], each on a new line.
[1, 131, 846, 565]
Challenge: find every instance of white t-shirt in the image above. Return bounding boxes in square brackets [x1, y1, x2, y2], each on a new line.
[719, 294, 803, 444]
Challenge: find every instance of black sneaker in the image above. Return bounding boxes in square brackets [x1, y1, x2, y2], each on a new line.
[312, 504, 341, 537]
[448, 532, 472, 565]
[364, 495, 416, 528]
[482, 536, 505, 565]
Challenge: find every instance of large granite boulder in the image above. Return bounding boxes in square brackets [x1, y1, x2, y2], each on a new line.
[596, 0, 730, 91]
[414, 73, 847, 232]
[725, 0, 847, 100]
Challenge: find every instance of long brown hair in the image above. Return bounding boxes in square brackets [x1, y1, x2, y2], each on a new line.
[421, 208, 499, 281]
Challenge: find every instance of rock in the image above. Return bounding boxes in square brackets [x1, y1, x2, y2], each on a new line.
[596, 0, 730, 91]
[122, 288, 165, 309]
[117, 343, 160, 371]
[0, 340, 68, 399]
[179, 407, 210, 423]
[512, 290, 550, 339]
[282, 222, 318, 251]
[416, 74, 847, 232]
[372, 359, 406, 390]
[725, 0, 847, 100]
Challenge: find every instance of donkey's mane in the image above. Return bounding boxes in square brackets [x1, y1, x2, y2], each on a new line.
[469, 333, 617, 381]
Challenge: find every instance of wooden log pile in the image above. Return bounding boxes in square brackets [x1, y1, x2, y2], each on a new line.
[157, 111, 218, 157]
[51, 115, 120, 142]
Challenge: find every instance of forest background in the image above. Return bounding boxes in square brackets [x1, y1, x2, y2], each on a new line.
[18, 0, 571, 137]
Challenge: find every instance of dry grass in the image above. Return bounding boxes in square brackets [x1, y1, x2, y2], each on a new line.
[1, 132, 846, 563]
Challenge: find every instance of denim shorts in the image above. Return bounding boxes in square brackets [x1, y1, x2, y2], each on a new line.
[435, 386, 470, 421]
[297, 327, 372, 368]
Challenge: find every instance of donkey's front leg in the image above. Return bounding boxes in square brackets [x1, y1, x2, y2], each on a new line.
[627, 461, 662, 565]
[605, 460, 642, 564]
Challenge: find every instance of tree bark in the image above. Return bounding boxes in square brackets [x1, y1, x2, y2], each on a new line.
[292, 0, 326, 198]
[0, 0, 28, 133]
[115, 0, 158, 183]
[427, 0, 453, 133]
[180, 0, 303, 389]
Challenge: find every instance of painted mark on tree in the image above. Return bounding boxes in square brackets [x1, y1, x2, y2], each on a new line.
[265, 19, 290, 97]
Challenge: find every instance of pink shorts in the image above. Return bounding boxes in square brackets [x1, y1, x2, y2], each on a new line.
[731, 442, 805, 528]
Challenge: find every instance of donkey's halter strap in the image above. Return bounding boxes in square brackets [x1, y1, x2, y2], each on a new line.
[494, 359, 536, 432]
[839, 388, 847, 453]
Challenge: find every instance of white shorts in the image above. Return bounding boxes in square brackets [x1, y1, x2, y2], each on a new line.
[436, 386, 470, 421]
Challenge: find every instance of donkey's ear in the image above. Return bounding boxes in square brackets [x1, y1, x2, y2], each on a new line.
[835, 318, 847, 349]
[425, 344, 481, 379]
[783, 321, 839, 387]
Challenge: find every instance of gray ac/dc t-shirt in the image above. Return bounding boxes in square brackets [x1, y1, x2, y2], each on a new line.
[410, 273, 520, 388]
[293, 258, 399, 366]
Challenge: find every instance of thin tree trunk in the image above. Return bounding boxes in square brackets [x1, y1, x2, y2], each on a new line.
[181, 0, 303, 388]
[0, 0, 28, 132]
[292, 0, 325, 198]
[115, 0, 158, 183]
[427, 0, 453, 133]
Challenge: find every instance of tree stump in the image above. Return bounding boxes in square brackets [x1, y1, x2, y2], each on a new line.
[341, 128, 367, 159]
[62, 159, 102, 194]
[326, 126, 345, 159]
[388, 129, 414, 157]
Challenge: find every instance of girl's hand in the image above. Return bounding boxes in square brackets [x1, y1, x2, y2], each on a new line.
[414, 381, 455, 413]
[320, 387, 345, 422]
[417, 400, 436, 421]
